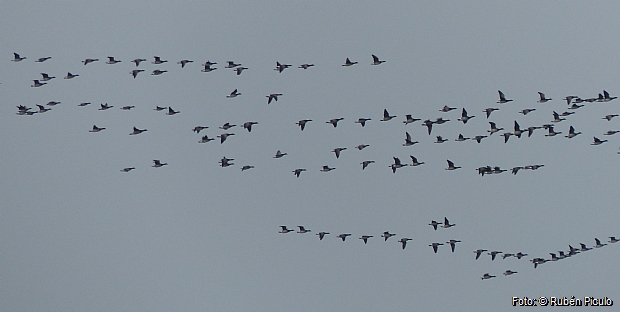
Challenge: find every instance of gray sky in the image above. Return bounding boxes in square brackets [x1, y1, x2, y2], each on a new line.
[3, 2, 619, 311]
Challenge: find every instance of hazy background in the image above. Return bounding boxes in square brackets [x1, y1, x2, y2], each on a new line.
[2, 2, 619, 311]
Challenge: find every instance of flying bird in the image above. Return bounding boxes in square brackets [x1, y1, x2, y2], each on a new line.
[371, 54, 385, 65]
[296, 119, 312, 131]
[497, 90, 512, 103]
[267, 93, 282, 104]
[342, 58, 358, 66]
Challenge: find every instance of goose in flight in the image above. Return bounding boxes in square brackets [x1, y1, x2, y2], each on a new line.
[356, 144, 369, 150]
[152, 56, 167, 64]
[298, 63, 314, 69]
[193, 126, 209, 133]
[445, 160, 460, 170]
[297, 119, 312, 131]
[201, 64, 216, 72]
[240, 165, 254, 171]
[502, 253, 514, 259]
[403, 115, 420, 125]
[130, 127, 147, 135]
[332, 147, 347, 158]
[513, 121, 524, 138]
[35, 56, 51, 62]
[497, 90, 512, 103]
[337, 234, 352, 241]
[120, 167, 135, 172]
[544, 126, 561, 137]
[422, 119, 434, 135]
[403, 132, 418, 146]
[12, 53, 27, 62]
[154, 106, 167, 111]
[82, 58, 98, 65]
[31, 80, 46, 87]
[442, 217, 455, 228]
[320, 165, 335, 172]
[381, 231, 396, 241]
[519, 108, 536, 115]
[455, 134, 470, 142]
[274, 150, 288, 158]
[355, 118, 371, 127]
[481, 273, 496, 280]
[198, 135, 214, 143]
[40, 73, 55, 81]
[579, 243, 592, 252]
[152, 160, 167, 168]
[488, 251, 502, 261]
[166, 107, 179, 115]
[316, 232, 329, 240]
[267, 93, 282, 104]
[429, 242, 444, 253]
[503, 270, 517, 276]
[502, 132, 512, 143]
[279, 226, 294, 233]
[474, 249, 488, 260]
[131, 69, 144, 78]
[537, 92, 552, 103]
[219, 123, 236, 130]
[99, 103, 113, 110]
[551, 111, 565, 123]
[132, 58, 147, 66]
[603, 114, 618, 121]
[361, 160, 375, 170]
[609, 237, 619, 243]
[473, 135, 487, 143]
[565, 126, 581, 138]
[360, 235, 373, 244]
[458, 108, 474, 124]
[483, 107, 499, 118]
[435, 136, 448, 143]
[64, 72, 79, 79]
[327, 118, 344, 128]
[429, 220, 440, 230]
[342, 58, 358, 66]
[36, 105, 51, 113]
[217, 133, 235, 144]
[440, 105, 457, 112]
[106, 56, 121, 64]
[274, 62, 292, 73]
[434, 117, 449, 124]
[227, 89, 241, 98]
[371, 54, 385, 65]
[446, 239, 461, 252]
[390, 157, 408, 173]
[234, 66, 248, 75]
[595, 238, 607, 248]
[219, 156, 234, 167]
[297, 226, 311, 233]
[293, 168, 306, 177]
[120, 106, 135, 110]
[243, 121, 258, 132]
[603, 90, 617, 101]
[410, 156, 424, 166]
[151, 69, 167, 75]
[177, 59, 193, 68]
[399, 238, 412, 250]
[381, 109, 396, 121]
[515, 252, 528, 259]
[488, 122, 503, 136]
[89, 125, 105, 132]
[225, 61, 241, 68]
[591, 137, 607, 145]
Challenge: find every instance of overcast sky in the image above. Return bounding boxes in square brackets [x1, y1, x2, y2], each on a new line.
[3, 2, 620, 311]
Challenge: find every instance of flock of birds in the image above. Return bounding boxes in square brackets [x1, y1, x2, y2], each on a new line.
[279, 220, 619, 280]
[10, 52, 619, 280]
